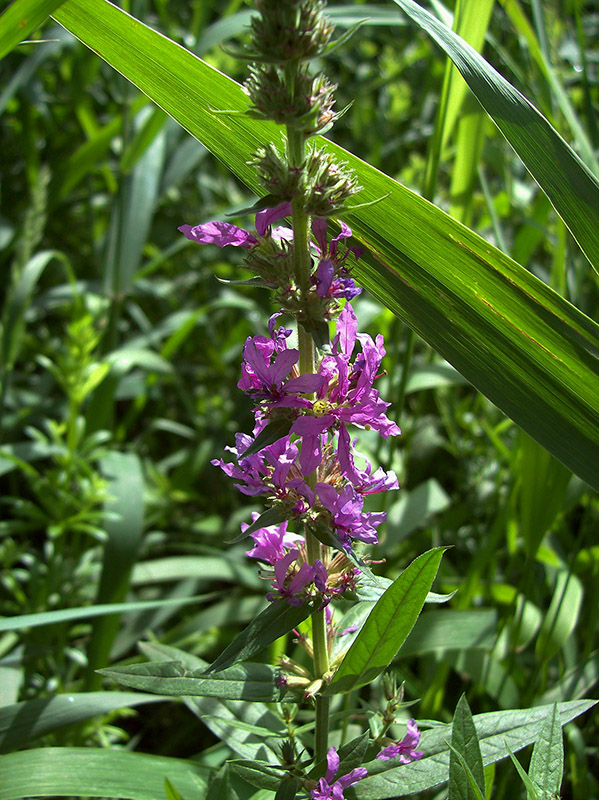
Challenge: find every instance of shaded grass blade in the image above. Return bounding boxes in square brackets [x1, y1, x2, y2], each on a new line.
[0, 748, 209, 800]
[0, 692, 168, 753]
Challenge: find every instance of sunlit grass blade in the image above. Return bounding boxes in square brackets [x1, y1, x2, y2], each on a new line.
[0, 0, 68, 60]
[51, 0, 599, 492]
[392, 0, 599, 273]
[500, 0, 598, 172]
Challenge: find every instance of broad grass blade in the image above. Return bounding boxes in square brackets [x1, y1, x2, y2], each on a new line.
[51, 0, 599, 492]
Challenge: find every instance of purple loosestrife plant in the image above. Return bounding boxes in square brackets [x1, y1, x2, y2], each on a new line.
[177, 0, 438, 794]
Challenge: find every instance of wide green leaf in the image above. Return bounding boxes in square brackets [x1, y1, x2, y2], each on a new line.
[51, 0, 599, 492]
[0, 0, 68, 60]
[393, 0, 599, 271]
[0, 748, 209, 800]
[99, 660, 288, 703]
[0, 691, 167, 754]
[326, 548, 446, 694]
[344, 700, 596, 799]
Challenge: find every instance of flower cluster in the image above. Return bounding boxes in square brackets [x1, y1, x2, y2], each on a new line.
[179, 202, 362, 337]
[182, 210, 400, 608]
[309, 731, 423, 800]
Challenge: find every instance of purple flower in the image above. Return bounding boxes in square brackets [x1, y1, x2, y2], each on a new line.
[178, 220, 258, 249]
[315, 482, 385, 549]
[312, 218, 362, 300]
[337, 427, 399, 493]
[376, 719, 423, 763]
[267, 550, 317, 606]
[238, 317, 324, 407]
[244, 516, 302, 564]
[311, 747, 368, 799]
[291, 303, 400, 474]
[179, 202, 293, 252]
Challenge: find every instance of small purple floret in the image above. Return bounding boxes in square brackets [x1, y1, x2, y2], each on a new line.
[311, 746, 368, 800]
[376, 719, 423, 763]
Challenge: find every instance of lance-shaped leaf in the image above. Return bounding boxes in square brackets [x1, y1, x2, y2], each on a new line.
[344, 700, 596, 799]
[227, 505, 289, 545]
[392, 0, 599, 272]
[99, 660, 288, 703]
[326, 548, 446, 695]
[205, 599, 318, 674]
[449, 695, 485, 800]
[529, 703, 564, 800]
[51, 0, 599, 492]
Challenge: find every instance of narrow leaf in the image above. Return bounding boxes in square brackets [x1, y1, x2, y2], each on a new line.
[393, 0, 599, 272]
[326, 548, 446, 694]
[529, 703, 564, 799]
[449, 695, 485, 800]
[239, 416, 293, 459]
[99, 661, 287, 703]
[205, 599, 317, 674]
[344, 700, 596, 799]
[0, 692, 167, 754]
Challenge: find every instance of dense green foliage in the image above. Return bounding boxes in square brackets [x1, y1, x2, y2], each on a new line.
[0, 1, 597, 798]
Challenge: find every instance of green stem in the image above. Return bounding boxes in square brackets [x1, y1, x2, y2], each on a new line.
[287, 120, 330, 764]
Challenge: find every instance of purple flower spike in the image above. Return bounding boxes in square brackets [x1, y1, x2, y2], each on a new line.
[178, 221, 257, 249]
[376, 719, 423, 763]
[311, 746, 368, 800]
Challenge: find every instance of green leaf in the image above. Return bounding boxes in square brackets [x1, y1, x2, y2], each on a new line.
[51, 0, 599, 492]
[0, 0, 68, 60]
[0, 593, 213, 633]
[506, 748, 541, 800]
[0, 748, 209, 800]
[207, 764, 239, 800]
[205, 599, 318, 674]
[326, 548, 446, 694]
[239, 416, 293, 459]
[535, 569, 583, 662]
[230, 761, 283, 793]
[529, 703, 564, 799]
[344, 700, 596, 799]
[228, 505, 290, 545]
[274, 776, 300, 800]
[449, 695, 485, 800]
[86, 452, 145, 688]
[393, 0, 599, 272]
[0, 692, 167, 754]
[99, 661, 288, 703]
